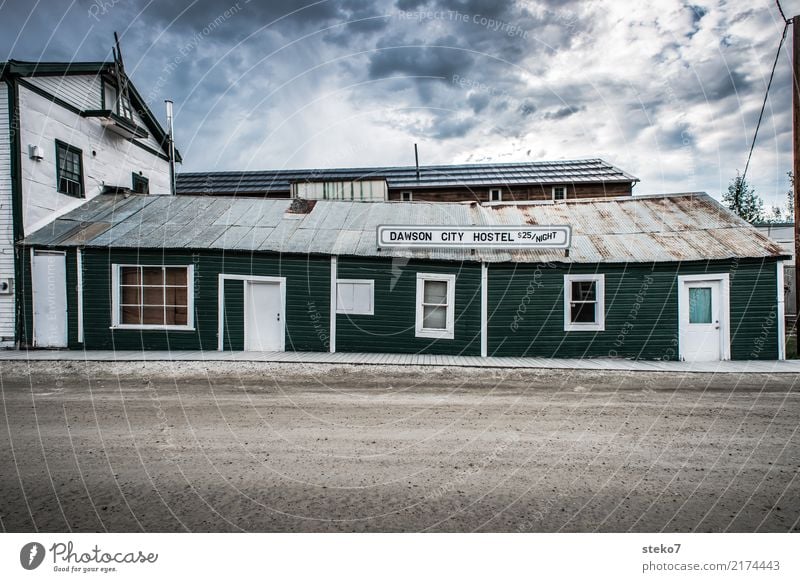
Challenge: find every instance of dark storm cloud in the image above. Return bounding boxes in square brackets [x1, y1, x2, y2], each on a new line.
[430, 115, 479, 139]
[127, 0, 343, 38]
[542, 105, 584, 120]
[367, 34, 474, 80]
[0, 1, 792, 206]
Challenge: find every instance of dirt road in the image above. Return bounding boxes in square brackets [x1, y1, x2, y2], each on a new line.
[1, 361, 798, 532]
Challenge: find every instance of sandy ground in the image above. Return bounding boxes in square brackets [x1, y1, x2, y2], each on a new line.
[0, 360, 798, 532]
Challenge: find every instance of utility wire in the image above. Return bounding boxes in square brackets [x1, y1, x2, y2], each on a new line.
[741, 20, 790, 184]
[775, 0, 789, 24]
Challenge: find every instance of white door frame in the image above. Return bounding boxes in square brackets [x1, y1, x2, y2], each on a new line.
[677, 273, 731, 361]
[30, 249, 68, 348]
[217, 274, 286, 351]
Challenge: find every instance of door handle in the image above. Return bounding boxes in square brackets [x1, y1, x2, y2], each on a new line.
[277, 313, 281, 321]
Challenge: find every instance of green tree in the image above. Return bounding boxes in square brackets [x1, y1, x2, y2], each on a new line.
[722, 173, 763, 223]
[787, 171, 795, 223]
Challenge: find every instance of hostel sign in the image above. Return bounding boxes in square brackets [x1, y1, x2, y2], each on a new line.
[377, 225, 571, 249]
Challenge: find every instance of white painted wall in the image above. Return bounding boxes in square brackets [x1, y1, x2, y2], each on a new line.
[27, 75, 165, 153]
[291, 179, 388, 200]
[0, 82, 15, 345]
[18, 84, 170, 234]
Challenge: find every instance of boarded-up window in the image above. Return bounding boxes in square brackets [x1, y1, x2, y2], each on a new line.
[336, 280, 374, 315]
[117, 266, 191, 327]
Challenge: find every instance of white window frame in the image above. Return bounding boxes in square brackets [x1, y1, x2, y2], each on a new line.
[563, 274, 605, 331]
[336, 279, 375, 315]
[111, 264, 195, 330]
[415, 273, 456, 339]
[552, 185, 567, 201]
[489, 188, 502, 202]
[400, 191, 413, 201]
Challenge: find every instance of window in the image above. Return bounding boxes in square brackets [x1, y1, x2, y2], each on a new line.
[415, 273, 456, 339]
[55, 140, 84, 198]
[132, 173, 149, 194]
[400, 191, 413, 201]
[552, 186, 566, 201]
[112, 265, 194, 329]
[564, 274, 605, 331]
[117, 88, 134, 121]
[490, 188, 502, 202]
[336, 279, 374, 315]
[688, 287, 712, 324]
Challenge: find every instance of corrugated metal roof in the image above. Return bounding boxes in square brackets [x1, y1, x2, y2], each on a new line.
[21, 192, 787, 264]
[176, 158, 638, 195]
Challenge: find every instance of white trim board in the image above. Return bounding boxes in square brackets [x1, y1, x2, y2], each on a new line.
[76, 249, 83, 343]
[480, 263, 488, 357]
[330, 257, 337, 353]
[777, 261, 785, 361]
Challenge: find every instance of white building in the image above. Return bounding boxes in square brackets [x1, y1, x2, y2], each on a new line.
[754, 222, 796, 318]
[0, 60, 177, 347]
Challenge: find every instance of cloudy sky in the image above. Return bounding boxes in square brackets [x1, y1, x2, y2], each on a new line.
[1, 0, 796, 212]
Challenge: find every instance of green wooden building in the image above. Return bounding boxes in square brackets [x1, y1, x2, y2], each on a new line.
[19, 192, 789, 361]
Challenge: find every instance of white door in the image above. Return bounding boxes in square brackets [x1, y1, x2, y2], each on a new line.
[680, 280, 721, 362]
[32, 251, 68, 348]
[244, 281, 283, 351]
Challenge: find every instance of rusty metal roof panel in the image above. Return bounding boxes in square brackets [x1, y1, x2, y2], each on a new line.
[212, 198, 258, 227]
[231, 227, 270, 251]
[56, 221, 113, 246]
[208, 225, 253, 249]
[21, 192, 789, 263]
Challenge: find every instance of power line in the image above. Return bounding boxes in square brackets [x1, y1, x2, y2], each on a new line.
[741, 20, 790, 185]
[775, 0, 789, 24]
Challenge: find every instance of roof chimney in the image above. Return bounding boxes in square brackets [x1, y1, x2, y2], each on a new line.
[165, 100, 176, 196]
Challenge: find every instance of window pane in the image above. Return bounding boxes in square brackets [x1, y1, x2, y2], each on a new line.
[143, 286, 164, 305]
[120, 267, 140, 285]
[142, 267, 163, 285]
[165, 286, 187, 306]
[571, 302, 596, 323]
[142, 306, 165, 325]
[121, 305, 141, 324]
[423, 280, 447, 304]
[352, 283, 371, 312]
[423, 305, 447, 329]
[337, 283, 354, 312]
[121, 286, 140, 304]
[165, 306, 187, 326]
[571, 281, 596, 301]
[689, 287, 712, 324]
[165, 268, 187, 286]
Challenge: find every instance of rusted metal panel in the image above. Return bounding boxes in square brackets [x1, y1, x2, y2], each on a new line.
[21, 192, 789, 263]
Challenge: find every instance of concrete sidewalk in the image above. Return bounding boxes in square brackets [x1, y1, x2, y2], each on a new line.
[1, 349, 799, 373]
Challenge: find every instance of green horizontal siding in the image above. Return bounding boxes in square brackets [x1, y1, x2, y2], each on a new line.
[223, 279, 244, 351]
[75, 249, 330, 351]
[487, 258, 780, 360]
[729, 258, 779, 360]
[335, 257, 482, 356]
[19, 246, 780, 360]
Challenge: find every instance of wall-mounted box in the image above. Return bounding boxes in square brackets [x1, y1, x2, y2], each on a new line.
[28, 144, 44, 161]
